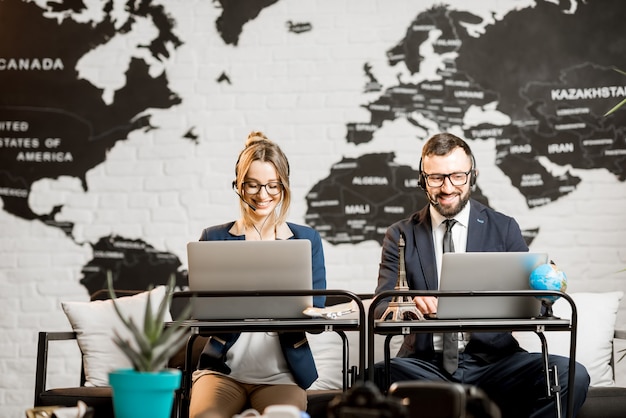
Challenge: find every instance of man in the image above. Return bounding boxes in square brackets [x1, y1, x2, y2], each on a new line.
[374, 132, 590, 417]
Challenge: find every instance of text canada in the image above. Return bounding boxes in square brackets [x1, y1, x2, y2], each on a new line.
[0, 58, 64, 71]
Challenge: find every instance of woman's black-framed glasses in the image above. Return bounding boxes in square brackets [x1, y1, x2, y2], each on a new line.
[422, 170, 471, 187]
[242, 181, 284, 196]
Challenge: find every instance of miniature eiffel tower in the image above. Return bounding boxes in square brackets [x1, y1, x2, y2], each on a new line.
[381, 234, 424, 321]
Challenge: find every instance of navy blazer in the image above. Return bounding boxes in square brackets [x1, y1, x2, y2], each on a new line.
[196, 221, 326, 389]
[375, 199, 529, 362]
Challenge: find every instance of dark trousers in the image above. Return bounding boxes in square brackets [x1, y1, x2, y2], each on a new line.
[377, 352, 590, 418]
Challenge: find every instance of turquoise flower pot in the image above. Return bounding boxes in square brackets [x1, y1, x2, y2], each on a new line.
[109, 368, 181, 418]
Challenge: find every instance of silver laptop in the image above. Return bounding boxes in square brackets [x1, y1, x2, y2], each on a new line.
[186, 240, 313, 320]
[436, 252, 548, 319]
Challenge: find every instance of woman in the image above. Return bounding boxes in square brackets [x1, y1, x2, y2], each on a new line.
[188, 131, 327, 418]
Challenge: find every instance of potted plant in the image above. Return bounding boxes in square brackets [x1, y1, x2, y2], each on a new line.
[604, 67, 626, 116]
[106, 272, 192, 418]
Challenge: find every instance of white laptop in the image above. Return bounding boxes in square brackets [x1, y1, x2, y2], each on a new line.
[186, 240, 313, 320]
[435, 252, 548, 319]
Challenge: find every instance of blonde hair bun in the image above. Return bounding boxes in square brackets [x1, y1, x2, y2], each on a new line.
[246, 131, 271, 147]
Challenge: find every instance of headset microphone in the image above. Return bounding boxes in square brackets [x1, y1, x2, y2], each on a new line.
[425, 190, 439, 206]
[232, 181, 257, 211]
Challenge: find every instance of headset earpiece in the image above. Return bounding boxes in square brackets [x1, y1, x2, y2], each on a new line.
[469, 154, 477, 186]
[418, 157, 426, 189]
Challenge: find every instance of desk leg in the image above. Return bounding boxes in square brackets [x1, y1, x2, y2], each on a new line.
[566, 324, 577, 418]
[180, 334, 199, 418]
[334, 330, 349, 391]
[384, 335, 393, 392]
[536, 331, 561, 418]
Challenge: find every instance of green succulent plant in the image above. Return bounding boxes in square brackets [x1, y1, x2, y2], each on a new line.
[107, 272, 192, 372]
[604, 67, 626, 116]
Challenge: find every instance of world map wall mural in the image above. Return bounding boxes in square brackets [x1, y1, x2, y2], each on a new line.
[1, 0, 625, 295]
[306, 1, 626, 244]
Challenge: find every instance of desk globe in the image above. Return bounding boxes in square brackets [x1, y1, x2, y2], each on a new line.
[529, 262, 567, 319]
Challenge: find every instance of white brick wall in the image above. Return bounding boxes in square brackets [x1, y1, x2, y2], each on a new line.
[2, 1, 626, 417]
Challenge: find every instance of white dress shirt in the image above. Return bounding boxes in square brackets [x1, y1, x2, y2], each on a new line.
[429, 203, 471, 352]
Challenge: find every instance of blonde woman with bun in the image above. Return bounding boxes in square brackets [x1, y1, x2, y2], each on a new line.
[189, 132, 326, 418]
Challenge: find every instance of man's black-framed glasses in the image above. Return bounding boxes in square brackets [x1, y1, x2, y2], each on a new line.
[242, 181, 284, 196]
[422, 170, 472, 187]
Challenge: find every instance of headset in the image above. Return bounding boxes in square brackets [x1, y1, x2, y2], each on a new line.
[417, 152, 477, 189]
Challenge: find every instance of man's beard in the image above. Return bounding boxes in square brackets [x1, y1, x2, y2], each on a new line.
[434, 190, 471, 218]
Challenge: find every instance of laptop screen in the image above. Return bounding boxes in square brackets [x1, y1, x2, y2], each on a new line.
[186, 240, 313, 320]
[436, 252, 548, 319]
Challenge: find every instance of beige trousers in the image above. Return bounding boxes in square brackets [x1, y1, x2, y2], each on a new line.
[189, 373, 307, 418]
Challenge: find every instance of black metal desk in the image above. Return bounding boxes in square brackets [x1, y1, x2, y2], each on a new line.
[172, 289, 366, 418]
[368, 290, 577, 418]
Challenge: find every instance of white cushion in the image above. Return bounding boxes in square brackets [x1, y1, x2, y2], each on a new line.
[514, 291, 623, 387]
[61, 286, 171, 387]
[308, 299, 403, 390]
[307, 331, 346, 390]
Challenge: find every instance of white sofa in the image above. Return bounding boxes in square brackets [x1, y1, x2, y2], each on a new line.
[37, 290, 626, 418]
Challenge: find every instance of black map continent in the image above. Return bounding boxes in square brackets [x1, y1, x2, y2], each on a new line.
[311, 0, 626, 245]
[0, 0, 185, 293]
[0, 0, 181, 229]
[215, 0, 280, 46]
[0, 0, 290, 294]
[80, 235, 187, 295]
[303, 153, 547, 247]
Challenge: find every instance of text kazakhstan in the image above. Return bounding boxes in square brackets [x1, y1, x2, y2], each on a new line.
[551, 85, 626, 100]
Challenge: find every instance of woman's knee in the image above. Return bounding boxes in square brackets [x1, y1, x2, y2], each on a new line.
[189, 375, 247, 418]
[250, 384, 307, 412]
